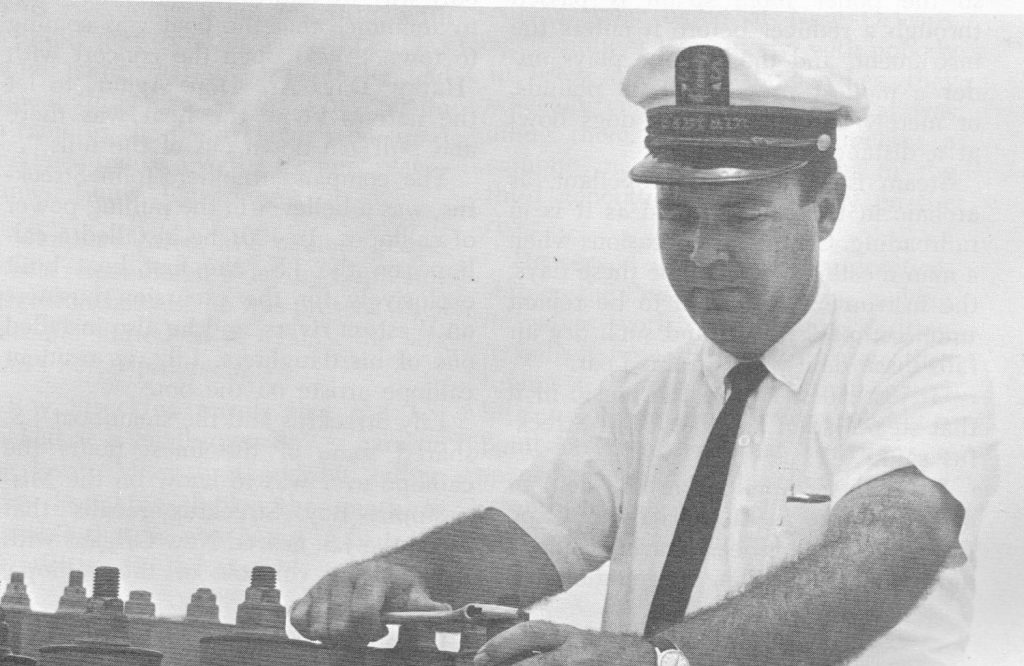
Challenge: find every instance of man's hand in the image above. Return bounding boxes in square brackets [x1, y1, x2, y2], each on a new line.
[474, 621, 657, 666]
[290, 559, 450, 645]
[289, 509, 561, 646]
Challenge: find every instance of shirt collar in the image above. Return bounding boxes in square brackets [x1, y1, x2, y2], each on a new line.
[700, 281, 834, 395]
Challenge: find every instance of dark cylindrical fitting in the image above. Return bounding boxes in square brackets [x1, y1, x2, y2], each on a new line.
[186, 588, 219, 622]
[250, 567, 276, 590]
[57, 570, 88, 615]
[93, 568, 120, 599]
[2, 573, 31, 611]
[124, 590, 155, 619]
[37, 642, 161, 666]
[200, 635, 330, 666]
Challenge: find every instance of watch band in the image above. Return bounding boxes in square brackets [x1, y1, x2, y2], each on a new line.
[651, 636, 690, 666]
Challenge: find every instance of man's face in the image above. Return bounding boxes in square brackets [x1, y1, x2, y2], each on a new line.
[657, 173, 835, 360]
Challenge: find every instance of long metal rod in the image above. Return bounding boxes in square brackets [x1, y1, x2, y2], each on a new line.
[381, 604, 527, 625]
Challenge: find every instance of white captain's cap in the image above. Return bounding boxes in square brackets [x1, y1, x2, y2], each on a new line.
[621, 33, 869, 183]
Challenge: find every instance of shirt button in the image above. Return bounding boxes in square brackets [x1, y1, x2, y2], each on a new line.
[737, 435, 751, 447]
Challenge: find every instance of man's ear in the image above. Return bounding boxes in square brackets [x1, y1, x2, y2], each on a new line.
[816, 172, 846, 242]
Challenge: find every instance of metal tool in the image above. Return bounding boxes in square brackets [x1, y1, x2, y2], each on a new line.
[382, 604, 528, 625]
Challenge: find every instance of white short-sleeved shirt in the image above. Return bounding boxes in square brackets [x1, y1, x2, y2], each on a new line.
[493, 285, 999, 665]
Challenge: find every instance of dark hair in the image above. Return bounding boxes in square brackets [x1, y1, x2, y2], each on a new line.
[796, 156, 838, 206]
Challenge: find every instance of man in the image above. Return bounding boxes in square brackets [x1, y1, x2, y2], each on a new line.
[292, 35, 997, 665]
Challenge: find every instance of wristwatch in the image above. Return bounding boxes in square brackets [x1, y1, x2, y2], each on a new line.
[651, 636, 691, 666]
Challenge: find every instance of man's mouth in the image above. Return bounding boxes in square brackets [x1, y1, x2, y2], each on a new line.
[691, 284, 742, 294]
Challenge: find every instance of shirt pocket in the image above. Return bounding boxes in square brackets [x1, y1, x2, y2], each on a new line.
[773, 491, 832, 560]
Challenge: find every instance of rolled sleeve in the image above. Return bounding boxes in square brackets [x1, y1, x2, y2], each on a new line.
[831, 336, 999, 561]
[490, 376, 633, 590]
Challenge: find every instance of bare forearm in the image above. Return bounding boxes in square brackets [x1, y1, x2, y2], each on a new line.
[291, 509, 562, 643]
[384, 508, 563, 609]
[661, 472, 959, 665]
[666, 535, 944, 664]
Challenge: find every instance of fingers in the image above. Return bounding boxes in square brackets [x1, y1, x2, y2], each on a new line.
[290, 568, 362, 643]
[347, 568, 390, 643]
[404, 584, 452, 612]
[289, 579, 319, 638]
[290, 595, 310, 634]
[478, 652, 552, 666]
[475, 621, 572, 666]
[289, 561, 450, 646]
[302, 570, 354, 641]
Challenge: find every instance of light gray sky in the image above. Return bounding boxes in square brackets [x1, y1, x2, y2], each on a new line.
[2, 3, 1023, 662]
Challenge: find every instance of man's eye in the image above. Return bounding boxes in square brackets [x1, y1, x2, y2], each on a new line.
[729, 213, 768, 226]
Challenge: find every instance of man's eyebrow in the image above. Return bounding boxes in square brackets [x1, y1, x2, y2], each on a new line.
[721, 203, 774, 214]
[720, 195, 774, 210]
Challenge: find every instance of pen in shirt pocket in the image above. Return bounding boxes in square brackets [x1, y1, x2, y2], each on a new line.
[786, 484, 831, 503]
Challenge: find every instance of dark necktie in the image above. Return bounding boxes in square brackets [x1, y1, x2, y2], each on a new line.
[644, 360, 770, 637]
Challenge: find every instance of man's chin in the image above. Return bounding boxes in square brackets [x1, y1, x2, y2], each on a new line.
[688, 302, 744, 330]
[689, 309, 760, 356]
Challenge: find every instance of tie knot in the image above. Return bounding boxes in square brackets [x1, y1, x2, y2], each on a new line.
[726, 360, 769, 400]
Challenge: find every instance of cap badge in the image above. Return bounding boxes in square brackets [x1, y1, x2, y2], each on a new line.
[675, 45, 729, 106]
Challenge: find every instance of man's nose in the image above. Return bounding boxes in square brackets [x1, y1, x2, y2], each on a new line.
[687, 224, 728, 267]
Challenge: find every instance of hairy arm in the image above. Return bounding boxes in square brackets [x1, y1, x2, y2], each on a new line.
[291, 507, 563, 643]
[657, 466, 964, 665]
[386, 507, 564, 608]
